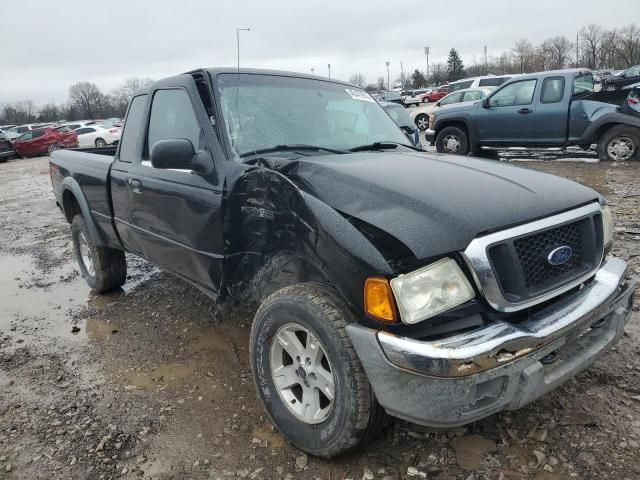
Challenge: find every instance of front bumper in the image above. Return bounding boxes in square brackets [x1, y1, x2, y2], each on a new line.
[0, 148, 16, 158]
[424, 128, 436, 144]
[347, 256, 635, 427]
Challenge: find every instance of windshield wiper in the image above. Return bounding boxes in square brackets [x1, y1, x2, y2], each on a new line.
[239, 144, 347, 158]
[349, 141, 423, 152]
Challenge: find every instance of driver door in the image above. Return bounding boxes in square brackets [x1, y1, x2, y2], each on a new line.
[474, 79, 538, 144]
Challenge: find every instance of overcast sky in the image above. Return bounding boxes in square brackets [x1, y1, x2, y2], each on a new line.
[2, 0, 639, 106]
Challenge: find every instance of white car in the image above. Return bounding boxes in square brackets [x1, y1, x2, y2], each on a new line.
[75, 125, 121, 148]
[448, 74, 515, 93]
[5, 123, 52, 139]
[410, 88, 492, 130]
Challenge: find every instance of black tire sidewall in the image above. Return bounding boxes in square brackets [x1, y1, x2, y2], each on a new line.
[71, 216, 98, 289]
[251, 294, 361, 456]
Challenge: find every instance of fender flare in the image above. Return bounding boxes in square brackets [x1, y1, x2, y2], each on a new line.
[580, 112, 640, 144]
[432, 115, 476, 145]
[60, 176, 106, 247]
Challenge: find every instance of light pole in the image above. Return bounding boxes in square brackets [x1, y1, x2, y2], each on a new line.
[328, 64, 331, 78]
[424, 47, 430, 84]
[236, 28, 251, 71]
[484, 45, 487, 73]
[385, 61, 390, 90]
[311, 68, 315, 74]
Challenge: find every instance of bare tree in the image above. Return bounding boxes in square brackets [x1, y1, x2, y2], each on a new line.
[111, 77, 154, 115]
[580, 24, 603, 69]
[38, 102, 60, 122]
[348, 73, 366, 88]
[1, 101, 36, 124]
[69, 82, 106, 119]
[617, 24, 640, 67]
[545, 36, 573, 70]
[511, 39, 535, 73]
[376, 76, 385, 91]
[599, 29, 619, 68]
[428, 62, 448, 86]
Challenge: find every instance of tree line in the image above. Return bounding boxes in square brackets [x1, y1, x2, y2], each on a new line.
[349, 22, 640, 91]
[0, 77, 154, 125]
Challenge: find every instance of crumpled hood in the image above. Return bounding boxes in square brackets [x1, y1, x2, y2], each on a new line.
[283, 152, 601, 259]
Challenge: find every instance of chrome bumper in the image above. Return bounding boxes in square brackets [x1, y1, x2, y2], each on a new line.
[347, 256, 635, 427]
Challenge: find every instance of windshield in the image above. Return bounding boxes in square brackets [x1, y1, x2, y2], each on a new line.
[216, 74, 409, 158]
[383, 104, 413, 128]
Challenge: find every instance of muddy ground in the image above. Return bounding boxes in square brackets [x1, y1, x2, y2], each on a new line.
[0, 152, 639, 480]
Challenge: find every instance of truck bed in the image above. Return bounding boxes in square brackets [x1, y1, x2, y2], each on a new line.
[50, 148, 121, 248]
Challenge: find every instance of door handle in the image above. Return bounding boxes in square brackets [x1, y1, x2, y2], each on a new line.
[517, 108, 533, 114]
[127, 178, 142, 194]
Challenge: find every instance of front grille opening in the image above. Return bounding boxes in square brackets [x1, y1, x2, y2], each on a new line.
[488, 214, 603, 304]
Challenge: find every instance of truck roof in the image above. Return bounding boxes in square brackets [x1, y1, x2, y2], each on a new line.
[512, 68, 592, 81]
[134, 67, 355, 96]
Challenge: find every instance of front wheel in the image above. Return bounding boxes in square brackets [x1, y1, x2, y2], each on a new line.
[249, 283, 385, 458]
[71, 215, 127, 292]
[604, 84, 618, 92]
[415, 114, 429, 131]
[47, 143, 59, 155]
[435, 126, 469, 155]
[597, 126, 640, 162]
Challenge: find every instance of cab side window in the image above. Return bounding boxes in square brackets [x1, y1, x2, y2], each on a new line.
[489, 80, 537, 107]
[147, 89, 201, 156]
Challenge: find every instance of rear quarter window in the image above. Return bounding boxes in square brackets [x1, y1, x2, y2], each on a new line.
[541, 77, 565, 103]
[118, 95, 148, 163]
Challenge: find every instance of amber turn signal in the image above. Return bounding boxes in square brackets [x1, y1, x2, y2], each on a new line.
[364, 277, 397, 323]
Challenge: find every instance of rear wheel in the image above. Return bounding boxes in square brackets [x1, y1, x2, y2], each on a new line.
[415, 114, 429, 131]
[95, 138, 107, 147]
[250, 283, 385, 458]
[71, 215, 126, 292]
[435, 126, 469, 155]
[47, 143, 59, 155]
[597, 126, 640, 162]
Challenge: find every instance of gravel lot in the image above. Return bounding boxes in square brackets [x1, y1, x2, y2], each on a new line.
[0, 152, 639, 480]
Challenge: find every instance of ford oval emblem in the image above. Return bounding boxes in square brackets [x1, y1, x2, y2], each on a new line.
[547, 246, 573, 266]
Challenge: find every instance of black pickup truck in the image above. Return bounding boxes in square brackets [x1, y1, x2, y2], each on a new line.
[50, 68, 635, 458]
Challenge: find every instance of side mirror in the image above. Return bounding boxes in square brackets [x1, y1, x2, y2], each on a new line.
[482, 97, 490, 108]
[150, 139, 196, 170]
[435, 101, 441, 107]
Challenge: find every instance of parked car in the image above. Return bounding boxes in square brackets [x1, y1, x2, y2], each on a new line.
[401, 88, 428, 107]
[448, 74, 514, 92]
[411, 88, 492, 131]
[378, 90, 403, 104]
[379, 101, 422, 147]
[50, 67, 635, 458]
[0, 124, 16, 133]
[421, 85, 449, 102]
[0, 131, 16, 162]
[13, 127, 78, 157]
[425, 69, 640, 161]
[5, 123, 52, 140]
[602, 65, 640, 91]
[75, 125, 121, 148]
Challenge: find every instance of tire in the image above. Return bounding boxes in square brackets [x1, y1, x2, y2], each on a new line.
[423, 97, 430, 103]
[435, 126, 470, 155]
[71, 215, 126, 293]
[597, 125, 640, 162]
[95, 138, 107, 147]
[47, 143, 59, 155]
[604, 84, 617, 92]
[249, 283, 385, 458]
[415, 114, 429, 131]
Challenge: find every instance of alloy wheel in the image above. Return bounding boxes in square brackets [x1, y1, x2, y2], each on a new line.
[270, 323, 335, 424]
[78, 232, 95, 277]
[442, 134, 461, 153]
[607, 136, 636, 161]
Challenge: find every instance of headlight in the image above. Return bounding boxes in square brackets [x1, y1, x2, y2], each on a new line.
[602, 205, 614, 247]
[390, 258, 475, 324]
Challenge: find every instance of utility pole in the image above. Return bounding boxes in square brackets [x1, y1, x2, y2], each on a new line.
[484, 45, 488, 73]
[236, 28, 251, 71]
[576, 32, 579, 67]
[328, 63, 331, 78]
[385, 61, 390, 90]
[424, 47, 430, 85]
[311, 68, 314, 74]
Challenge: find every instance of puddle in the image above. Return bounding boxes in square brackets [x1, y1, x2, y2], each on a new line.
[253, 425, 285, 448]
[126, 362, 196, 391]
[450, 434, 496, 470]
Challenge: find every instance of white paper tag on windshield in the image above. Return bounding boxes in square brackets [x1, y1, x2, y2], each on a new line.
[345, 88, 375, 102]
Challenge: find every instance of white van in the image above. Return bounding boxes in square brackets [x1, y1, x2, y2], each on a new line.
[448, 74, 515, 92]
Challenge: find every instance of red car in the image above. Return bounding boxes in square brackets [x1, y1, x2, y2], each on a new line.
[421, 85, 449, 103]
[13, 126, 78, 157]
